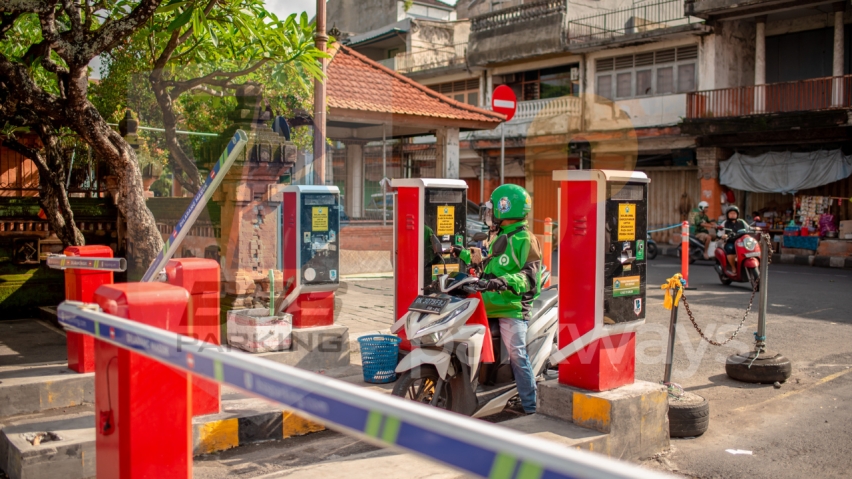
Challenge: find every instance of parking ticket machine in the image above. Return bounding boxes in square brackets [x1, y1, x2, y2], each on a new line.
[552, 170, 650, 391]
[391, 179, 468, 349]
[281, 185, 340, 328]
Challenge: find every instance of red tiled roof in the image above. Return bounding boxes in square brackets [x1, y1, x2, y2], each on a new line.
[327, 45, 504, 128]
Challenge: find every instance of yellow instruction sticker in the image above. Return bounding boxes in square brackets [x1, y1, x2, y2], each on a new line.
[618, 203, 635, 241]
[436, 206, 455, 236]
[312, 206, 328, 231]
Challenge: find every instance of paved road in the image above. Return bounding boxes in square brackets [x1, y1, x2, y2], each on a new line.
[196, 258, 852, 479]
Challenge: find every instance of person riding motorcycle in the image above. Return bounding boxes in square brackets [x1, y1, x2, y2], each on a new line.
[456, 184, 543, 415]
[691, 201, 717, 259]
[721, 206, 749, 273]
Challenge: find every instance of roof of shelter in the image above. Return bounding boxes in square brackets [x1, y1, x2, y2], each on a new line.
[327, 45, 504, 133]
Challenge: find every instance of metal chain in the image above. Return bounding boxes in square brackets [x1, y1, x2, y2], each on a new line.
[679, 233, 773, 347]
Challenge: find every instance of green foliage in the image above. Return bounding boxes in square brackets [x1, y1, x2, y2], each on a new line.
[95, 0, 325, 169]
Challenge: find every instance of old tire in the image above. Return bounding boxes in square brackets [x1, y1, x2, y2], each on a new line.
[726, 352, 792, 384]
[668, 392, 709, 438]
[391, 365, 453, 410]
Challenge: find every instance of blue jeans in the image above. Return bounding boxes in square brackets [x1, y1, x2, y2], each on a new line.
[499, 318, 537, 413]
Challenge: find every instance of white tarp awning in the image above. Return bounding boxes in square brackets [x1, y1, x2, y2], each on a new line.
[720, 149, 852, 194]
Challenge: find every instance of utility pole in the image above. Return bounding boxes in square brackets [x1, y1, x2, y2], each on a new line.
[313, 0, 328, 185]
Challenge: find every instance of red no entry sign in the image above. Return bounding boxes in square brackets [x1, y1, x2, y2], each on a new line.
[491, 85, 517, 121]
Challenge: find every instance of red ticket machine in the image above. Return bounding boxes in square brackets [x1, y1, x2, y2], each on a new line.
[93, 282, 191, 479]
[166, 258, 221, 416]
[391, 179, 470, 350]
[281, 185, 340, 328]
[64, 245, 114, 373]
[552, 170, 650, 391]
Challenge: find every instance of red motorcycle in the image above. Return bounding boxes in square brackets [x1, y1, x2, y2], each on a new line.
[713, 226, 762, 290]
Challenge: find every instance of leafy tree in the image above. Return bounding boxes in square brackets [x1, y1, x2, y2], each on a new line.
[0, 1, 324, 270]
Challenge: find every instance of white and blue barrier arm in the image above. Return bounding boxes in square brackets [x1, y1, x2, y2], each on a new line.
[141, 129, 248, 282]
[47, 255, 127, 272]
[56, 301, 673, 479]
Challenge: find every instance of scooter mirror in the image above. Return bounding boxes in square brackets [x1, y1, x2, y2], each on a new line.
[490, 235, 509, 257]
[430, 234, 443, 255]
[472, 232, 488, 242]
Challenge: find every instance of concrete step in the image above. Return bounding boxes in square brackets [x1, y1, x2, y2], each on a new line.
[499, 414, 609, 451]
[0, 364, 93, 418]
[0, 406, 95, 479]
[0, 388, 333, 479]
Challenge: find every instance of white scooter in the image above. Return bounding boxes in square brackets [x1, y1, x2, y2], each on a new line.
[390, 235, 558, 418]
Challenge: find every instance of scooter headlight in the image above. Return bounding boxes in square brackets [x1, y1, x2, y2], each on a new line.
[416, 302, 471, 336]
[743, 236, 757, 251]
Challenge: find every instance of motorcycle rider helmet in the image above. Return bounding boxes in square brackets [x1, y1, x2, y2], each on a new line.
[726, 205, 740, 219]
[490, 184, 532, 222]
[697, 201, 709, 211]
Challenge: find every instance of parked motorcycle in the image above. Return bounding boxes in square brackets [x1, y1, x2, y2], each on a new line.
[646, 233, 658, 260]
[713, 227, 762, 290]
[391, 235, 558, 418]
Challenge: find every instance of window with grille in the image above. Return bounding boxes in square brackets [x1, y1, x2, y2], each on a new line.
[594, 45, 698, 100]
[428, 79, 480, 107]
[500, 64, 580, 101]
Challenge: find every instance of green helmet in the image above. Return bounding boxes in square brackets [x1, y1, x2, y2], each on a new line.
[490, 184, 531, 220]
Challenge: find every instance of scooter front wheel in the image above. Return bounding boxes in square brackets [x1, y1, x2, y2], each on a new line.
[392, 365, 453, 411]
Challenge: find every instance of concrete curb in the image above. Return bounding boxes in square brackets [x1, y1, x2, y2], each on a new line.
[0, 397, 327, 479]
[193, 405, 325, 456]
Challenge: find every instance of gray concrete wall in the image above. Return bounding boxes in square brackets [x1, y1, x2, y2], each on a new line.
[328, 0, 400, 36]
[700, 19, 756, 90]
[468, 11, 566, 66]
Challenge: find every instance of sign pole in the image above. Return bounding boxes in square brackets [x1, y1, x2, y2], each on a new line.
[500, 123, 505, 185]
[490, 85, 516, 187]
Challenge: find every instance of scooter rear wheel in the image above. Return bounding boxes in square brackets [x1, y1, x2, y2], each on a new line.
[392, 365, 453, 411]
[715, 261, 732, 285]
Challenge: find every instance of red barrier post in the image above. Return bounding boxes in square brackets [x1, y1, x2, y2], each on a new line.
[94, 283, 191, 479]
[681, 221, 689, 288]
[166, 258, 221, 416]
[543, 217, 553, 288]
[64, 245, 114, 373]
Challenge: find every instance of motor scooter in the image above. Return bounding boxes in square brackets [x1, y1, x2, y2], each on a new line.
[713, 226, 762, 290]
[391, 235, 558, 418]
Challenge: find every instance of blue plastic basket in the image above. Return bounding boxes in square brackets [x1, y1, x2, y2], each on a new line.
[358, 334, 401, 384]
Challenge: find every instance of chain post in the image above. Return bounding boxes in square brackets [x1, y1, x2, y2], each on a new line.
[663, 285, 680, 384]
[755, 233, 772, 353]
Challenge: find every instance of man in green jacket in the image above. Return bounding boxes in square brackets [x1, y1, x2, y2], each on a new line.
[459, 184, 542, 414]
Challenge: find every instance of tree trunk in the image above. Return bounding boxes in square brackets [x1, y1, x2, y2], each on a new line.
[65, 67, 163, 270]
[150, 77, 201, 194]
[2, 125, 84, 248]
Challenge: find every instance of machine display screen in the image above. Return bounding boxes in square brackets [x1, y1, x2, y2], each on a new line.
[603, 181, 648, 324]
[299, 193, 340, 286]
[422, 187, 467, 285]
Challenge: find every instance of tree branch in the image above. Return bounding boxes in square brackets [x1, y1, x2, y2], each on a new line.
[0, 12, 21, 40]
[166, 59, 272, 96]
[87, 0, 164, 63]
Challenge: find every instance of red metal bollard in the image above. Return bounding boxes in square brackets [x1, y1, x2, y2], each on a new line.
[681, 221, 689, 288]
[166, 258, 221, 416]
[543, 217, 553, 288]
[94, 283, 191, 479]
[65, 245, 114, 373]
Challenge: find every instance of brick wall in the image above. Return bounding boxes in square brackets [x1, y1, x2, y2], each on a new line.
[340, 225, 393, 251]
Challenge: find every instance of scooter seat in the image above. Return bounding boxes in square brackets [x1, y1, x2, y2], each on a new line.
[528, 288, 558, 323]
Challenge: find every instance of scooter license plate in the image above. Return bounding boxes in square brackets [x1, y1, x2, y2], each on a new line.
[744, 252, 761, 258]
[409, 296, 450, 314]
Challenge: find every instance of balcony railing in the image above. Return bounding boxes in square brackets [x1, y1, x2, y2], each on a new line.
[395, 43, 468, 74]
[471, 0, 566, 33]
[510, 96, 582, 122]
[686, 75, 852, 118]
[568, 0, 701, 44]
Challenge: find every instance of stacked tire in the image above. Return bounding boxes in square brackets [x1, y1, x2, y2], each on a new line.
[668, 392, 709, 438]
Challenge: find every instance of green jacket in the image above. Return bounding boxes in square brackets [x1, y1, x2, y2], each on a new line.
[461, 221, 542, 320]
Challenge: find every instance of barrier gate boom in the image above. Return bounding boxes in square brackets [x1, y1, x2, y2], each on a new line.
[57, 300, 670, 479]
